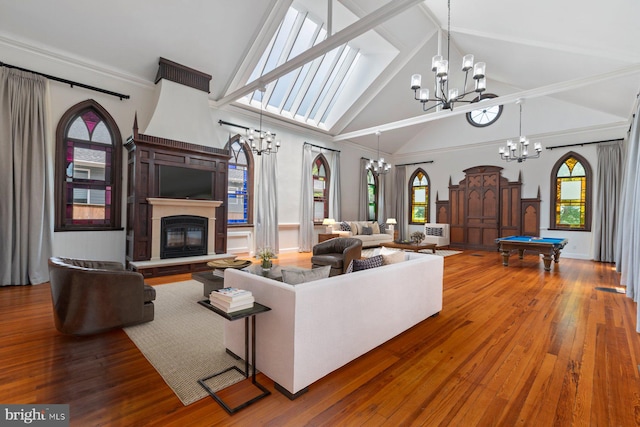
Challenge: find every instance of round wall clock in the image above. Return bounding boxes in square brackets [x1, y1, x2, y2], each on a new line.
[466, 94, 503, 127]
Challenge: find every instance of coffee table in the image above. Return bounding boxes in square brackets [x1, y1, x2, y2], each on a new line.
[193, 264, 284, 297]
[381, 241, 438, 253]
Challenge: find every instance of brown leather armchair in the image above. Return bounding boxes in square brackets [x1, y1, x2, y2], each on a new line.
[48, 257, 156, 335]
[311, 237, 362, 276]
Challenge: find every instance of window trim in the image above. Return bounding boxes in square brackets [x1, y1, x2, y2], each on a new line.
[226, 134, 254, 227]
[549, 151, 592, 232]
[312, 153, 331, 224]
[408, 168, 430, 225]
[54, 99, 122, 232]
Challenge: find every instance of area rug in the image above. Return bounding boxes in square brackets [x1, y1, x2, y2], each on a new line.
[362, 248, 462, 258]
[124, 280, 246, 406]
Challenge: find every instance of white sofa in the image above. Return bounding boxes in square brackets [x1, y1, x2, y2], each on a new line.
[424, 223, 450, 248]
[223, 252, 443, 398]
[332, 220, 393, 248]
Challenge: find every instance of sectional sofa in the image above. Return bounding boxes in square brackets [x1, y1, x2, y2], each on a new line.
[223, 251, 443, 398]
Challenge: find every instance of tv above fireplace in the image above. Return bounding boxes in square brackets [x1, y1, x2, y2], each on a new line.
[158, 165, 213, 200]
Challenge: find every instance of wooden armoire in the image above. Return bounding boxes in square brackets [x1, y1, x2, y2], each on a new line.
[435, 165, 540, 250]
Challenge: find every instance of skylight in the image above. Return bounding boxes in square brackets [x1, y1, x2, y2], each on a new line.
[240, 5, 361, 130]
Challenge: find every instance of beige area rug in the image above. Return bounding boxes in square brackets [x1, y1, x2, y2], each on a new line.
[362, 248, 462, 258]
[124, 280, 246, 406]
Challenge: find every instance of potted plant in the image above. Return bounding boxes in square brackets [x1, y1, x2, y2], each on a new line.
[410, 231, 425, 244]
[256, 247, 276, 270]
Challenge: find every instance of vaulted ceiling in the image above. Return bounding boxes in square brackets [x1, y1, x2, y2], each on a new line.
[1, 0, 639, 154]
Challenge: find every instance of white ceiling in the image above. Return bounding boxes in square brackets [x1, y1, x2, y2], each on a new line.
[1, 0, 639, 154]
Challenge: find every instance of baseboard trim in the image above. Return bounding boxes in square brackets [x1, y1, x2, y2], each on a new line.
[274, 382, 308, 400]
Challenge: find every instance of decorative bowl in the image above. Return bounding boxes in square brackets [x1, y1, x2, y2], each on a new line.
[206, 259, 252, 270]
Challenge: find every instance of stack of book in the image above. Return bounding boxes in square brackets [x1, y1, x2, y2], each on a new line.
[209, 287, 254, 313]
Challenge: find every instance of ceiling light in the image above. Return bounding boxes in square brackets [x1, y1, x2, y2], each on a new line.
[499, 99, 542, 163]
[368, 131, 392, 175]
[241, 87, 280, 156]
[410, 0, 487, 112]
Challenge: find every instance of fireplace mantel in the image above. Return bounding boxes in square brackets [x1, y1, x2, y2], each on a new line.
[148, 198, 222, 261]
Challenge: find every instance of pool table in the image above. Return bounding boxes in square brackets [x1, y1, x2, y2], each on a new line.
[495, 236, 568, 271]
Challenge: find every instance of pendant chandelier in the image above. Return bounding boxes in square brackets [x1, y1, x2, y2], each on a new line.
[410, 0, 487, 111]
[242, 88, 280, 156]
[367, 131, 391, 175]
[499, 99, 542, 163]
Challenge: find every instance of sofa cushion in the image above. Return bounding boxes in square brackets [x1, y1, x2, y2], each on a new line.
[143, 284, 157, 303]
[361, 226, 373, 235]
[378, 222, 387, 234]
[426, 226, 444, 237]
[349, 222, 360, 235]
[371, 222, 380, 234]
[382, 251, 405, 265]
[282, 266, 331, 285]
[340, 221, 351, 232]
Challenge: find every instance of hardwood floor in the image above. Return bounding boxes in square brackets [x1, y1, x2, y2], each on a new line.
[2, 251, 640, 426]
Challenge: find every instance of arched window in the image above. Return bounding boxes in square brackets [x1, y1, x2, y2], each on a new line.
[313, 154, 330, 223]
[409, 168, 430, 224]
[55, 100, 121, 231]
[550, 152, 592, 231]
[366, 169, 378, 221]
[226, 135, 254, 225]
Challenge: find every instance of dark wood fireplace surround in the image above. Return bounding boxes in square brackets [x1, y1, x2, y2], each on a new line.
[125, 58, 229, 277]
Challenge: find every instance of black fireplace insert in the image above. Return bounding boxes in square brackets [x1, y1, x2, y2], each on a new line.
[160, 215, 208, 259]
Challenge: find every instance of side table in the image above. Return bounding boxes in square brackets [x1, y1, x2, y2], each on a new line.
[318, 233, 338, 243]
[197, 300, 272, 414]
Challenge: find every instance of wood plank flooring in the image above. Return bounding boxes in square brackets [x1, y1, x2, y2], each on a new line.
[1, 251, 640, 426]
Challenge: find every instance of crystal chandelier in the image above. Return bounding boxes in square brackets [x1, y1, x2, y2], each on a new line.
[367, 131, 391, 175]
[410, 0, 487, 111]
[241, 88, 280, 156]
[499, 99, 542, 163]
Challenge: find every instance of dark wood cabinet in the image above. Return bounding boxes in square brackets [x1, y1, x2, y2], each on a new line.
[124, 122, 230, 266]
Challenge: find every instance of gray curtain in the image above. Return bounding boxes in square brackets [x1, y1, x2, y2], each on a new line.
[394, 166, 407, 240]
[255, 153, 279, 255]
[593, 141, 622, 262]
[328, 150, 341, 221]
[378, 172, 386, 222]
[358, 158, 368, 220]
[298, 144, 314, 252]
[616, 101, 640, 331]
[0, 68, 53, 285]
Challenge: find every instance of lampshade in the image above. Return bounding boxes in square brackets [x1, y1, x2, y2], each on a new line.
[386, 218, 397, 225]
[322, 218, 335, 225]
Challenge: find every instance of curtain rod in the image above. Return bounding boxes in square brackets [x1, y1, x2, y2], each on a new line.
[0, 61, 130, 100]
[396, 160, 434, 166]
[546, 138, 623, 150]
[304, 142, 340, 152]
[218, 119, 277, 137]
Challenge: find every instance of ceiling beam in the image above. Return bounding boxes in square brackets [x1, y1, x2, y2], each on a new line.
[213, 0, 425, 107]
[332, 63, 640, 141]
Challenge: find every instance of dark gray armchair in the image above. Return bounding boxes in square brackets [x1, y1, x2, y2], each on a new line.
[48, 257, 156, 335]
[311, 237, 362, 276]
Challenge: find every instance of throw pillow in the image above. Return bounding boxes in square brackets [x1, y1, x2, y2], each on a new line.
[340, 221, 351, 232]
[382, 250, 405, 265]
[350, 222, 360, 235]
[281, 266, 331, 285]
[371, 222, 380, 234]
[361, 226, 373, 235]
[352, 254, 383, 271]
[378, 222, 387, 234]
[426, 226, 443, 237]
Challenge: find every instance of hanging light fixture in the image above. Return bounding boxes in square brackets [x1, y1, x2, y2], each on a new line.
[499, 99, 542, 163]
[241, 87, 280, 156]
[368, 131, 392, 175]
[410, 0, 487, 111]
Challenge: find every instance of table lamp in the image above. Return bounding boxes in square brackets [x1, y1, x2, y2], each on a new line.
[386, 218, 397, 232]
[322, 218, 336, 234]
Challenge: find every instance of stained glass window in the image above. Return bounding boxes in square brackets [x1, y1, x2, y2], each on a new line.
[227, 137, 253, 225]
[410, 169, 430, 224]
[313, 155, 330, 223]
[551, 153, 591, 231]
[367, 169, 377, 221]
[55, 100, 121, 231]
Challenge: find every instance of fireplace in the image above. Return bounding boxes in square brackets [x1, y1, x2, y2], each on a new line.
[160, 215, 208, 259]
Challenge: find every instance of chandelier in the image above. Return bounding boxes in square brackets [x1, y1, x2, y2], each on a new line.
[499, 99, 542, 163]
[410, 0, 487, 111]
[241, 88, 280, 156]
[367, 131, 391, 175]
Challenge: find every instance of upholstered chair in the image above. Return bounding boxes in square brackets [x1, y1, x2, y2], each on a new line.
[311, 237, 362, 276]
[423, 223, 450, 248]
[48, 257, 156, 335]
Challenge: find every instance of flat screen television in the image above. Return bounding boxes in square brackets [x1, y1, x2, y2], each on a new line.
[158, 165, 213, 200]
